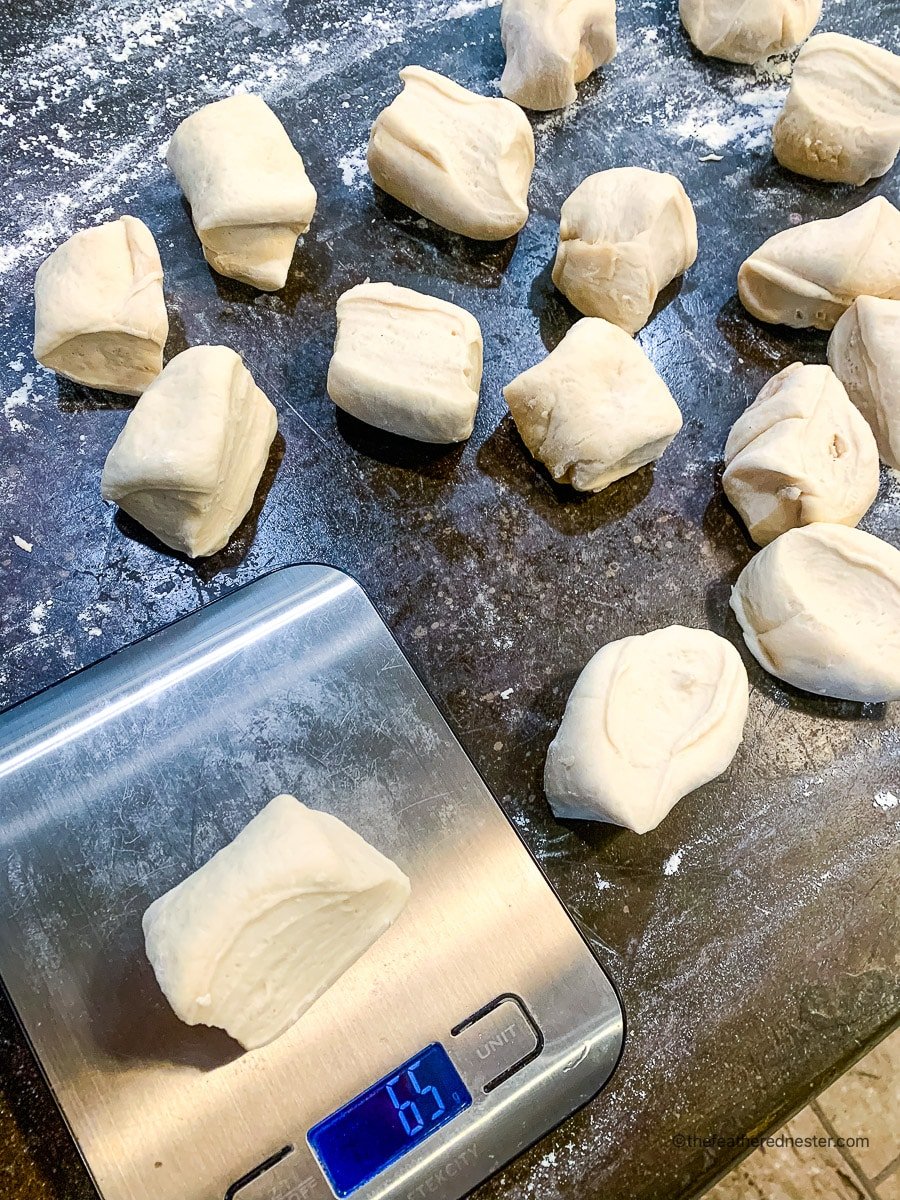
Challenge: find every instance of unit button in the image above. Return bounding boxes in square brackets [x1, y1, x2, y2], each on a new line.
[452, 997, 541, 1091]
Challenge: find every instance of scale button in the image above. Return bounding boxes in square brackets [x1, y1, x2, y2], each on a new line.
[452, 997, 541, 1091]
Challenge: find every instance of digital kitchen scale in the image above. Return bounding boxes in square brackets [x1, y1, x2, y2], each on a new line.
[0, 565, 624, 1200]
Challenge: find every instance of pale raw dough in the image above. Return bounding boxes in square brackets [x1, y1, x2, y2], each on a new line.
[143, 795, 411, 1050]
[679, 0, 821, 64]
[545, 627, 749, 833]
[367, 66, 535, 240]
[828, 297, 900, 470]
[101, 345, 277, 558]
[738, 197, 900, 330]
[327, 282, 483, 443]
[499, 0, 617, 111]
[167, 94, 317, 291]
[730, 524, 900, 703]
[552, 168, 698, 334]
[33, 216, 168, 396]
[503, 317, 683, 492]
[773, 33, 900, 186]
[723, 363, 879, 546]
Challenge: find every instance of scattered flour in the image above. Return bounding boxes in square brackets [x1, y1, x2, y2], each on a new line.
[0, 0, 503, 281]
[3, 373, 36, 433]
[674, 83, 788, 152]
[338, 144, 369, 190]
[77, 600, 112, 637]
[662, 848, 683, 876]
[440, 0, 500, 17]
[873, 790, 899, 813]
[27, 598, 53, 635]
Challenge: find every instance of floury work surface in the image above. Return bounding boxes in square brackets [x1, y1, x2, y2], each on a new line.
[0, 0, 898, 1198]
[0, 566, 624, 1200]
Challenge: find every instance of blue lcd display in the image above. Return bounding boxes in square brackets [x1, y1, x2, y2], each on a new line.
[308, 1042, 472, 1197]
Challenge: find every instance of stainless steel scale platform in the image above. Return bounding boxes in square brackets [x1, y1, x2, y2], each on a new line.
[0, 565, 624, 1200]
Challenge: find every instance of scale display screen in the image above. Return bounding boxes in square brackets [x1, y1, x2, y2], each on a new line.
[308, 1042, 472, 1197]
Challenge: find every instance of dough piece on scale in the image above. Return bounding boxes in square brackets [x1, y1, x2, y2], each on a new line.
[499, 0, 617, 111]
[167, 94, 317, 291]
[722, 363, 879, 546]
[101, 345, 277, 558]
[503, 317, 682, 492]
[327, 281, 483, 443]
[552, 167, 698, 334]
[367, 66, 535, 240]
[679, 0, 821, 65]
[828, 296, 900, 470]
[545, 627, 749, 833]
[737, 197, 900, 330]
[731, 524, 900, 703]
[773, 33, 900, 186]
[33, 216, 168, 396]
[143, 795, 411, 1050]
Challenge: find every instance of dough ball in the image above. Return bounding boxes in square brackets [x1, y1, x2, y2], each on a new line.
[723, 363, 879, 546]
[828, 296, 900, 470]
[143, 795, 411, 1050]
[679, 0, 821, 65]
[101, 345, 277, 558]
[730, 524, 900, 703]
[773, 33, 900, 186]
[167, 94, 317, 291]
[552, 167, 698, 334]
[738, 197, 900, 330]
[367, 66, 535, 240]
[327, 281, 483, 443]
[33, 216, 168, 396]
[499, 0, 616, 112]
[503, 318, 682, 492]
[545, 627, 749, 833]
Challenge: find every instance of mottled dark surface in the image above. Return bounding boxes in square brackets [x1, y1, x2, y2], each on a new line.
[0, 0, 898, 1198]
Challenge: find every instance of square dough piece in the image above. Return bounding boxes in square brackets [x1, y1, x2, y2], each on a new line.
[367, 66, 535, 241]
[552, 167, 697, 334]
[503, 317, 683, 492]
[773, 33, 900, 186]
[167, 94, 317, 291]
[143, 795, 411, 1050]
[101, 344, 277, 558]
[33, 216, 168, 396]
[499, 0, 617, 111]
[737, 197, 900, 330]
[828, 296, 900, 469]
[327, 281, 483, 443]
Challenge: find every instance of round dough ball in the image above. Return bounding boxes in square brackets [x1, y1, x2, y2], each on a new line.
[679, 0, 821, 64]
[545, 626, 749, 833]
[552, 168, 698, 334]
[773, 33, 900, 186]
[500, 0, 617, 112]
[730, 524, 900, 703]
[738, 197, 900, 330]
[722, 363, 879, 546]
[828, 296, 900, 470]
[503, 317, 683, 492]
[367, 66, 535, 241]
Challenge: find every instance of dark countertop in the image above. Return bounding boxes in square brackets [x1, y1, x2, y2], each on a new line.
[0, 0, 898, 1197]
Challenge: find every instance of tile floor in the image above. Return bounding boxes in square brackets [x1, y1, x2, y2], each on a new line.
[704, 1026, 900, 1199]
